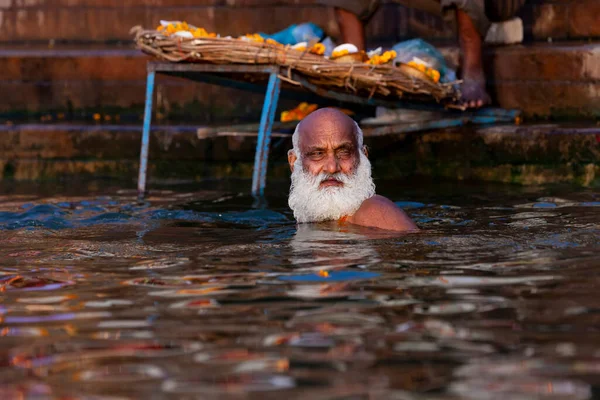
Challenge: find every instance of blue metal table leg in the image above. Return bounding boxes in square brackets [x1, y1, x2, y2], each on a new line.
[137, 70, 156, 200]
[251, 72, 281, 196]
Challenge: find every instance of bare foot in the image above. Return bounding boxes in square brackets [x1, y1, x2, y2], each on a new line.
[460, 76, 491, 108]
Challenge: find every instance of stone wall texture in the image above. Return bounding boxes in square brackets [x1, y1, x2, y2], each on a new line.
[1, 124, 598, 186]
[0, 0, 598, 121]
[0, 0, 598, 44]
[2, 43, 598, 120]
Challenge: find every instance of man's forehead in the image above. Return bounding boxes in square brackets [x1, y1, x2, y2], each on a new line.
[298, 120, 357, 149]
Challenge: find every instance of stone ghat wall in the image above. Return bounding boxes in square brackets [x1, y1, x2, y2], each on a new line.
[0, 0, 598, 120]
[1, 43, 598, 120]
[0, 0, 451, 44]
[0, 0, 598, 44]
[0, 124, 598, 186]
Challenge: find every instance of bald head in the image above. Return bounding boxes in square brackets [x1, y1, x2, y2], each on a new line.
[288, 107, 367, 179]
[292, 108, 363, 152]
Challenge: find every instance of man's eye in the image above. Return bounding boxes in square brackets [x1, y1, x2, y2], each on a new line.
[308, 151, 324, 158]
[337, 149, 351, 157]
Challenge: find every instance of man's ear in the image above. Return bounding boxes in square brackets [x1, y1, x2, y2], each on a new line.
[362, 145, 369, 158]
[287, 149, 297, 172]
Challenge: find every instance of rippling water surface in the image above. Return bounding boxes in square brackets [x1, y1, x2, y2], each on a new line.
[0, 180, 599, 399]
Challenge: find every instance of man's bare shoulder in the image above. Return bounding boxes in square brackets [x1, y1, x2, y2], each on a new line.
[349, 195, 419, 232]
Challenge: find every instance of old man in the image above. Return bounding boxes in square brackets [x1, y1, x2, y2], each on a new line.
[288, 108, 418, 232]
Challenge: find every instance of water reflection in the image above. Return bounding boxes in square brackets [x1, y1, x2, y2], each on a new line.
[0, 183, 599, 398]
[289, 223, 382, 267]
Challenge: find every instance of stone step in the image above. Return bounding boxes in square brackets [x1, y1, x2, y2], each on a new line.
[0, 47, 286, 123]
[0, 123, 294, 181]
[0, 122, 598, 186]
[1, 43, 598, 119]
[522, 0, 600, 41]
[0, 0, 597, 44]
[484, 43, 600, 119]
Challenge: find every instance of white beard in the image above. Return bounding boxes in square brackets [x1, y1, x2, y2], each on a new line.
[288, 151, 376, 223]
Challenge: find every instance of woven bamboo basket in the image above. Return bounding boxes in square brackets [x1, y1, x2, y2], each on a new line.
[132, 27, 461, 106]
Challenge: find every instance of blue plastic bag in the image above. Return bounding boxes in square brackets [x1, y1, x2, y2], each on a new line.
[260, 22, 324, 45]
[392, 38, 456, 83]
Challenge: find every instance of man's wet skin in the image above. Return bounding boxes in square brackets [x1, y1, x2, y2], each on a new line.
[287, 108, 419, 232]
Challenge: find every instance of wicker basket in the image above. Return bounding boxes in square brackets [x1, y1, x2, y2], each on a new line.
[132, 27, 461, 106]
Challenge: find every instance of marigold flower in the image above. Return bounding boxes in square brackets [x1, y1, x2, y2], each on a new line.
[193, 28, 209, 38]
[368, 50, 397, 65]
[310, 43, 325, 55]
[332, 48, 349, 58]
[242, 33, 265, 43]
[280, 102, 318, 122]
[428, 69, 441, 83]
[406, 60, 440, 83]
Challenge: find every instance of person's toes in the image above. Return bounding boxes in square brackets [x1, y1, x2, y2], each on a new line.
[460, 79, 491, 109]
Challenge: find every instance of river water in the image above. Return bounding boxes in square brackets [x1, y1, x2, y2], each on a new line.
[0, 179, 599, 399]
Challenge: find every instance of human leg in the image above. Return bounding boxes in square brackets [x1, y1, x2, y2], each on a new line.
[335, 8, 366, 50]
[316, 0, 380, 50]
[457, 6, 490, 108]
[441, 0, 525, 107]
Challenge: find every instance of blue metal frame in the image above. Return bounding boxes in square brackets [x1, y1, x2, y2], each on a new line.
[252, 73, 281, 196]
[136, 61, 519, 200]
[137, 70, 155, 200]
[137, 63, 287, 200]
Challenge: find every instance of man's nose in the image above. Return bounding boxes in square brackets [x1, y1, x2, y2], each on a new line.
[323, 153, 340, 174]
